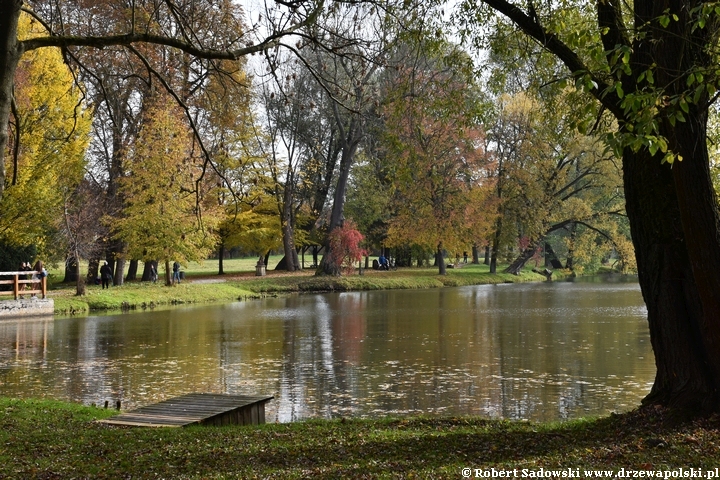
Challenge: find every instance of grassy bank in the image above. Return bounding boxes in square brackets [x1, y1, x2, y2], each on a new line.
[1, 398, 718, 479]
[48, 259, 551, 316]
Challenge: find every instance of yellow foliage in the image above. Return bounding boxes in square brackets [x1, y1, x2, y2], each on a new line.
[0, 13, 91, 252]
[112, 93, 220, 264]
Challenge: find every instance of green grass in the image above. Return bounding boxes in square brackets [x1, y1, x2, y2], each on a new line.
[48, 260, 555, 315]
[1, 397, 719, 479]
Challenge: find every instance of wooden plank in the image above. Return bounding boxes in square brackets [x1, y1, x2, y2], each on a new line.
[98, 393, 274, 428]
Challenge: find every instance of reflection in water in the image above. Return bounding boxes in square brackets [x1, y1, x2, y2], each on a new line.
[0, 280, 653, 422]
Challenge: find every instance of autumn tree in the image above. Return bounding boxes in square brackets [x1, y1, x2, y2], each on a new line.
[0, 12, 91, 257]
[484, 91, 628, 276]
[344, 152, 394, 263]
[457, 0, 720, 414]
[112, 94, 220, 285]
[194, 59, 275, 275]
[381, 40, 493, 275]
[58, 179, 106, 295]
[327, 220, 367, 274]
[302, 1, 420, 276]
[259, 64, 326, 272]
[0, 0, 325, 206]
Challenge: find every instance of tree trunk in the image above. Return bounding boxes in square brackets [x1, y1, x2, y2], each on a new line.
[114, 257, 126, 286]
[125, 259, 138, 281]
[503, 240, 541, 275]
[64, 256, 78, 283]
[164, 259, 172, 286]
[0, 1, 21, 200]
[623, 143, 717, 413]
[141, 260, 155, 281]
[320, 133, 360, 276]
[312, 246, 319, 267]
[622, 104, 720, 413]
[565, 223, 577, 271]
[218, 243, 225, 275]
[87, 258, 100, 284]
[74, 254, 85, 296]
[618, 1, 720, 414]
[472, 244, 480, 264]
[484, 245, 490, 265]
[490, 224, 501, 274]
[280, 181, 300, 272]
[544, 242, 564, 270]
[437, 242, 446, 275]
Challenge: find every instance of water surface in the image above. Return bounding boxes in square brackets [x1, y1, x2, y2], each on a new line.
[0, 279, 653, 422]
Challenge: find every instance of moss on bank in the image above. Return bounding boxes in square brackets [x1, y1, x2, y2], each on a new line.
[1, 397, 718, 479]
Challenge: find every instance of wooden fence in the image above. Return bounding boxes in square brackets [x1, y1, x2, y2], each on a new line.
[0, 271, 47, 300]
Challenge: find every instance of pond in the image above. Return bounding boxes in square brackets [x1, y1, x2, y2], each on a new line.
[0, 278, 654, 422]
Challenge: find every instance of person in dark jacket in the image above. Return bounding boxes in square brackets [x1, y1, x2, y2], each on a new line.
[100, 262, 112, 289]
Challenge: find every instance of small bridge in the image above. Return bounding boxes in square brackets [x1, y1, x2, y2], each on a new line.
[98, 393, 274, 428]
[0, 271, 47, 299]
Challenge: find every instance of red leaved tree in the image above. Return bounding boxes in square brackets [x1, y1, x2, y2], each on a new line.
[326, 220, 367, 276]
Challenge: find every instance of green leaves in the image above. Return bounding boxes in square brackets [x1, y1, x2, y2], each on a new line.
[658, 11, 679, 29]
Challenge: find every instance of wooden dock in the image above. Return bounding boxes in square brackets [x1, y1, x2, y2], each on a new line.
[98, 393, 274, 428]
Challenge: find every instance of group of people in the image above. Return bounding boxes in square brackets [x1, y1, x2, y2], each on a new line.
[377, 254, 395, 271]
[17, 260, 47, 297]
[98, 261, 175, 288]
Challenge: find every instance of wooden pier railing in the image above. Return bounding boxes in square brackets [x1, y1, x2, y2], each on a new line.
[0, 271, 47, 300]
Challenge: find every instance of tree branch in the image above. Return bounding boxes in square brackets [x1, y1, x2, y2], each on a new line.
[21, 0, 325, 60]
[481, 0, 624, 118]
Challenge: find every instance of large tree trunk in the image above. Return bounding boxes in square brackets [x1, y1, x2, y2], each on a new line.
[623, 143, 717, 413]
[218, 243, 225, 275]
[490, 219, 502, 273]
[320, 126, 360, 276]
[141, 260, 156, 281]
[623, 1, 720, 414]
[64, 256, 79, 283]
[437, 242, 446, 275]
[114, 257, 126, 286]
[0, 1, 21, 199]
[280, 186, 300, 272]
[164, 259, 172, 286]
[125, 259, 138, 281]
[74, 254, 85, 296]
[503, 240, 541, 275]
[87, 258, 100, 284]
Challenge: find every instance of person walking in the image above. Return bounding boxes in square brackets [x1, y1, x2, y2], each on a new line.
[100, 262, 112, 289]
[172, 261, 181, 284]
[150, 263, 158, 283]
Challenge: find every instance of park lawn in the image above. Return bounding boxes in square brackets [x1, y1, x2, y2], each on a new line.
[1, 397, 718, 479]
[48, 260, 550, 315]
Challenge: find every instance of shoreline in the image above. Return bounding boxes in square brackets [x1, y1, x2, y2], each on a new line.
[48, 263, 567, 316]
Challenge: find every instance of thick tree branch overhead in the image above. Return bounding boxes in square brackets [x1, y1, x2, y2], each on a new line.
[0, 0, 326, 200]
[479, 0, 622, 118]
[20, 1, 325, 58]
